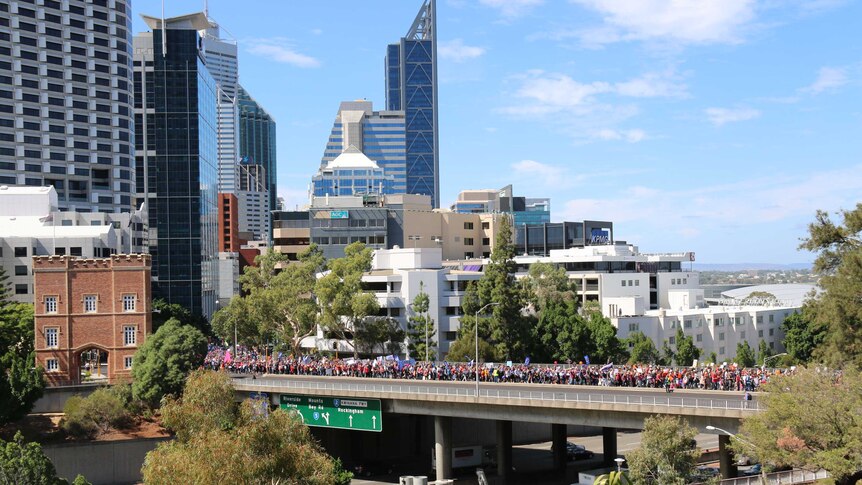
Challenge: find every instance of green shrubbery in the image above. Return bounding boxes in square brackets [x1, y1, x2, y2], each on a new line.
[60, 386, 137, 439]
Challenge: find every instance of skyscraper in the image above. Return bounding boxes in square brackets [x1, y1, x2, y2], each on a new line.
[134, 13, 219, 319]
[319, 100, 406, 194]
[385, 0, 439, 207]
[200, 16, 240, 195]
[237, 84, 277, 222]
[0, 0, 136, 213]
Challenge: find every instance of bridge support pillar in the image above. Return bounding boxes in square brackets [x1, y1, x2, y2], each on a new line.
[602, 427, 618, 466]
[496, 420, 513, 481]
[719, 434, 738, 479]
[552, 423, 567, 472]
[434, 416, 452, 481]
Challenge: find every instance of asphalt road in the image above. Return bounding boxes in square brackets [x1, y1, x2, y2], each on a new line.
[250, 374, 754, 409]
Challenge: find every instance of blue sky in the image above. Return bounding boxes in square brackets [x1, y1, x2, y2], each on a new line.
[132, 0, 862, 264]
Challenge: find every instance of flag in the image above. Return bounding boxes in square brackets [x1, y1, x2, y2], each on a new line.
[524, 356, 530, 366]
[584, 355, 591, 365]
[600, 363, 613, 372]
[224, 350, 232, 364]
[468, 359, 474, 366]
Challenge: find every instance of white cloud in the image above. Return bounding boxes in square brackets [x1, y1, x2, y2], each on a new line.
[569, 0, 756, 46]
[310, 29, 323, 35]
[438, 39, 487, 62]
[276, 186, 310, 211]
[499, 70, 684, 142]
[560, 165, 862, 232]
[512, 159, 568, 187]
[245, 38, 320, 68]
[704, 107, 761, 126]
[479, 0, 543, 18]
[802, 67, 849, 94]
[614, 71, 688, 98]
[591, 128, 647, 143]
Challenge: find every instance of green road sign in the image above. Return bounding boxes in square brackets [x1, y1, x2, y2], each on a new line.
[279, 394, 382, 432]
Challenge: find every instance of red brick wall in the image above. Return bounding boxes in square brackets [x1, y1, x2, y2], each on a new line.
[218, 193, 240, 252]
[33, 255, 152, 386]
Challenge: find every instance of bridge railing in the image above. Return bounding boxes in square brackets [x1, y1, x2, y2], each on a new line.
[237, 378, 761, 411]
[691, 468, 829, 485]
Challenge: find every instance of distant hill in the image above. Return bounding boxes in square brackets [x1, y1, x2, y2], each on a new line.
[693, 263, 812, 271]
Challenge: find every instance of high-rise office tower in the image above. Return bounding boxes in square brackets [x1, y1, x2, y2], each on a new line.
[200, 16, 240, 194]
[385, 0, 439, 207]
[237, 84, 276, 213]
[319, 100, 406, 194]
[0, 0, 136, 213]
[236, 162, 270, 241]
[134, 13, 218, 319]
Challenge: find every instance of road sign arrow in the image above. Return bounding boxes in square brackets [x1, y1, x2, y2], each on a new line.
[348, 415, 353, 427]
[372, 416, 377, 429]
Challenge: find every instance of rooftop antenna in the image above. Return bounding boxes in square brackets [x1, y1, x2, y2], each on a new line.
[160, 0, 167, 57]
[204, 0, 209, 18]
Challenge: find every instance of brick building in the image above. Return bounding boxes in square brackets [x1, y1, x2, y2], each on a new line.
[33, 255, 152, 386]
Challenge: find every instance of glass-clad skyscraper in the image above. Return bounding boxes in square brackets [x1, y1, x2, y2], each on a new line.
[385, 0, 439, 207]
[237, 84, 277, 215]
[134, 13, 218, 319]
[320, 100, 406, 194]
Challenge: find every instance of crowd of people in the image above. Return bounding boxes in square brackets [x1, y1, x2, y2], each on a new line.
[204, 344, 788, 392]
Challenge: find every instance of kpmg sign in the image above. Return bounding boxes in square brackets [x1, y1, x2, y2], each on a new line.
[329, 210, 349, 219]
[590, 228, 611, 245]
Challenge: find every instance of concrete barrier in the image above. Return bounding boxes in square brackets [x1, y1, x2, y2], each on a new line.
[43, 437, 170, 485]
[32, 384, 101, 414]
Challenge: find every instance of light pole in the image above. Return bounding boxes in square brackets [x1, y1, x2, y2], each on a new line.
[706, 426, 768, 484]
[762, 352, 787, 368]
[475, 302, 500, 399]
[614, 457, 625, 473]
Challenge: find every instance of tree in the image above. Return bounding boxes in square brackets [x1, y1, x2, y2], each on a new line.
[143, 370, 344, 484]
[61, 388, 131, 439]
[660, 340, 675, 366]
[626, 415, 699, 485]
[798, 204, 862, 367]
[445, 330, 498, 363]
[0, 266, 10, 309]
[757, 339, 773, 366]
[474, 216, 530, 361]
[521, 262, 576, 312]
[673, 328, 700, 366]
[586, 312, 628, 364]
[151, 299, 210, 336]
[160, 369, 239, 443]
[0, 350, 44, 426]
[734, 341, 756, 368]
[627, 332, 660, 364]
[737, 367, 862, 485]
[354, 318, 404, 356]
[315, 242, 379, 358]
[131, 318, 207, 407]
[406, 284, 436, 360]
[781, 311, 825, 364]
[532, 299, 591, 363]
[594, 471, 633, 485]
[0, 301, 43, 426]
[0, 432, 67, 485]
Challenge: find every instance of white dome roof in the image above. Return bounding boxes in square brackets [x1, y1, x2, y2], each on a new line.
[326, 146, 379, 169]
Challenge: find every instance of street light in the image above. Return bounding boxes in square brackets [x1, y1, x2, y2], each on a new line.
[614, 457, 625, 473]
[475, 302, 500, 399]
[762, 352, 787, 368]
[706, 426, 767, 484]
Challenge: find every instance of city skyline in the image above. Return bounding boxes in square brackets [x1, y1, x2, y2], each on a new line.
[131, 0, 862, 264]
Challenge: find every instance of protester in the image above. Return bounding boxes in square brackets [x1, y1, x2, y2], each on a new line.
[203, 344, 788, 392]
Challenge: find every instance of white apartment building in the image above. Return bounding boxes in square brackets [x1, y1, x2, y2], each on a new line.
[0, 186, 147, 302]
[612, 304, 794, 363]
[303, 247, 482, 359]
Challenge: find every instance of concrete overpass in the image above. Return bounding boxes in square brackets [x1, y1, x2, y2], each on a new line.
[235, 375, 757, 482]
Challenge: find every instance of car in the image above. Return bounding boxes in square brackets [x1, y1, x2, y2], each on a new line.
[565, 442, 595, 461]
[352, 460, 394, 478]
[742, 464, 762, 476]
